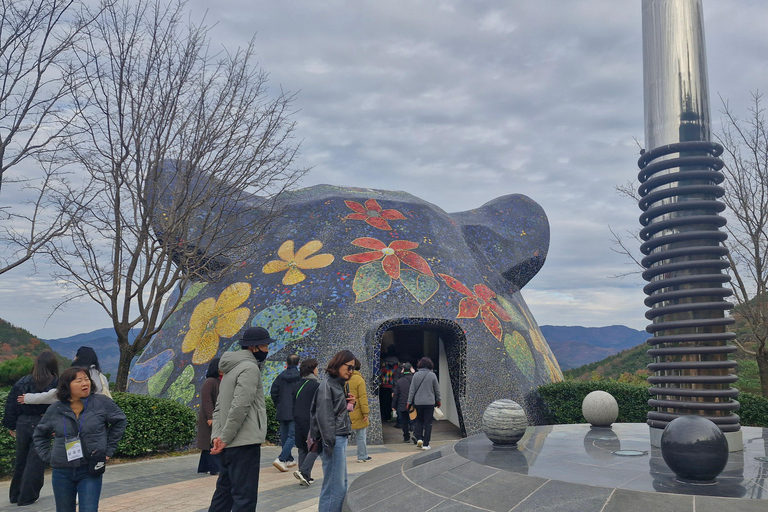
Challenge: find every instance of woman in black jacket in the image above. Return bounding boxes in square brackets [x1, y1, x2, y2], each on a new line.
[3, 351, 59, 506]
[310, 350, 356, 512]
[292, 358, 320, 486]
[33, 367, 126, 512]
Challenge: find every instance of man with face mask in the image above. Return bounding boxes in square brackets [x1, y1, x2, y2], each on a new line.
[208, 326, 274, 512]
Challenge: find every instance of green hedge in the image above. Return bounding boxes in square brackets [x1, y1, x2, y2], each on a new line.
[265, 396, 280, 444]
[537, 380, 768, 427]
[0, 391, 15, 476]
[112, 392, 196, 457]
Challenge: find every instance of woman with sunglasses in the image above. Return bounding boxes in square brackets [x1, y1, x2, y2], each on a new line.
[309, 350, 356, 512]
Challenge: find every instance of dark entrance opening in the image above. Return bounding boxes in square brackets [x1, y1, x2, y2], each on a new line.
[373, 318, 467, 444]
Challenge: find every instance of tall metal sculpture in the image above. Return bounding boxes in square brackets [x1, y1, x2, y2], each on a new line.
[638, 0, 741, 449]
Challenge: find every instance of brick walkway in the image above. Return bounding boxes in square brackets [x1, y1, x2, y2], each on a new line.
[0, 443, 428, 512]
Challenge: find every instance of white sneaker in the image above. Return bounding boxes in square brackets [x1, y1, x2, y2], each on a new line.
[273, 458, 288, 472]
[286, 460, 297, 468]
[416, 439, 423, 449]
[294, 470, 310, 486]
[421, 445, 432, 451]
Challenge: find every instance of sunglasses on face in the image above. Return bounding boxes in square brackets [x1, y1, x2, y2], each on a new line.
[345, 364, 355, 371]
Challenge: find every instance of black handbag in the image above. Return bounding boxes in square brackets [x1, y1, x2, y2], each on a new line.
[88, 449, 107, 476]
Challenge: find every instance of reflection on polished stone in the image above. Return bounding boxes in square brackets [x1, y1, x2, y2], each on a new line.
[583, 427, 621, 461]
[453, 423, 767, 499]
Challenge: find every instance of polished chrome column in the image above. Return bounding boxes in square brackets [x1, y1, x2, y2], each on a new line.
[638, 0, 741, 445]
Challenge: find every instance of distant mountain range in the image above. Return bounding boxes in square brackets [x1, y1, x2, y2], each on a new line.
[540, 325, 647, 371]
[6, 321, 647, 379]
[44, 328, 139, 380]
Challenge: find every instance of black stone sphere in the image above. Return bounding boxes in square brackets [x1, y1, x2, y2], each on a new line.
[660, 415, 729, 483]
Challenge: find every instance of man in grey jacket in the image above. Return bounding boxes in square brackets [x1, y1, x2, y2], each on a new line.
[208, 326, 274, 512]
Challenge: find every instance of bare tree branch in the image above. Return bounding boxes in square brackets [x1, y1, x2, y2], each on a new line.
[0, 0, 98, 276]
[47, 0, 307, 390]
[714, 91, 768, 395]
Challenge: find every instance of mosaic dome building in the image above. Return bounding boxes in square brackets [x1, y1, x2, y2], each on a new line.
[126, 178, 562, 443]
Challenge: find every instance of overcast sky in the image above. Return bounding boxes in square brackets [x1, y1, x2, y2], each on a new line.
[2, 0, 767, 339]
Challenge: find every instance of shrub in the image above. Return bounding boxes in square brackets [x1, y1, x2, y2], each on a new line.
[112, 392, 196, 457]
[265, 395, 280, 444]
[0, 357, 34, 387]
[537, 380, 768, 428]
[0, 390, 15, 476]
[537, 380, 651, 424]
[737, 392, 768, 427]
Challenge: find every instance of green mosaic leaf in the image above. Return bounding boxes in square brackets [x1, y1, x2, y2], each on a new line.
[166, 364, 195, 405]
[176, 282, 208, 310]
[400, 269, 439, 304]
[496, 295, 529, 330]
[503, 331, 536, 382]
[352, 261, 391, 303]
[251, 304, 318, 350]
[147, 360, 174, 397]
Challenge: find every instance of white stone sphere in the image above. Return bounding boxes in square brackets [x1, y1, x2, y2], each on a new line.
[582, 391, 619, 427]
[482, 399, 528, 446]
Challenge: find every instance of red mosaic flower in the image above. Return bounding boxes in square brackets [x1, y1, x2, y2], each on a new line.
[344, 199, 406, 230]
[438, 274, 512, 341]
[343, 237, 433, 279]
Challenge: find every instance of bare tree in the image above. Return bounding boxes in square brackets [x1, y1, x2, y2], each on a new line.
[717, 92, 768, 396]
[610, 93, 768, 396]
[47, 0, 306, 390]
[0, 0, 92, 275]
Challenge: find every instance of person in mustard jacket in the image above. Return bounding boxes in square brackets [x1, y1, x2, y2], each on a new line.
[347, 359, 370, 462]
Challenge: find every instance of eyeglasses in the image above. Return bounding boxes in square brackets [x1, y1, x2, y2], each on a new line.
[345, 364, 355, 371]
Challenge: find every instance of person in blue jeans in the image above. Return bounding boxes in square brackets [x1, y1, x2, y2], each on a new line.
[348, 359, 370, 462]
[270, 354, 301, 472]
[33, 367, 126, 512]
[310, 350, 356, 512]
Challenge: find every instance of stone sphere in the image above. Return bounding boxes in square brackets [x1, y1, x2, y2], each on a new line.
[660, 415, 728, 483]
[482, 399, 528, 446]
[581, 390, 619, 427]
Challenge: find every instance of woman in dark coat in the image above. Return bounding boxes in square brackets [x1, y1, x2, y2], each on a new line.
[3, 351, 58, 506]
[391, 362, 414, 443]
[33, 367, 126, 512]
[196, 358, 221, 475]
[292, 358, 320, 486]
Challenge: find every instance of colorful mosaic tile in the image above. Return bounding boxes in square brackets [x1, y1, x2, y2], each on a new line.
[127, 183, 561, 443]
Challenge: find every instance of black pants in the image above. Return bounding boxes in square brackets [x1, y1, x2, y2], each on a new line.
[397, 411, 412, 440]
[413, 405, 434, 446]
[208, 444, 261, 512]
[197, 450, 221, 474]
[10, 415, 47, 505]
[379, 387, 393, 421]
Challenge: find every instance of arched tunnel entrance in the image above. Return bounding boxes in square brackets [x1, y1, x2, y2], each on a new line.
[372, 318, 466, 444]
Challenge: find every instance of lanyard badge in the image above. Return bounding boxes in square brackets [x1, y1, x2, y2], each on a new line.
[62, 399, 88, 462]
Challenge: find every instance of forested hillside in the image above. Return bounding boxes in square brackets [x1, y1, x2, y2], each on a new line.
[0, 319, 55, 361]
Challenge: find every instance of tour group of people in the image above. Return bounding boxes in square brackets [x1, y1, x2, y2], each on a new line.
[2, 326, 442, 512]
[3, 347, 125, 512]
[206, 327, 442, 512]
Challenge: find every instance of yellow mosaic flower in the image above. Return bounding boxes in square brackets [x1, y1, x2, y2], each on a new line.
[182, 282, 251, 364]
[262, 240, 335, 285]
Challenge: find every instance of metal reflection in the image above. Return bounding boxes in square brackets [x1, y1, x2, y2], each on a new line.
[638, 0, 740, 435]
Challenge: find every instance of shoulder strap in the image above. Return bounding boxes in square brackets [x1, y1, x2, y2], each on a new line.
[295, 380, 309, 399]
[410, 371, 426, 398]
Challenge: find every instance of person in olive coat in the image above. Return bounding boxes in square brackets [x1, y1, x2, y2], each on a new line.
[197, 358, 221, 475]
